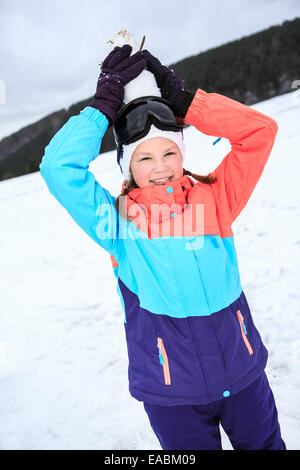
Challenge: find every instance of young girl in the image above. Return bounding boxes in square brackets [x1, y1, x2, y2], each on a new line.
[40, 45, 286, 450]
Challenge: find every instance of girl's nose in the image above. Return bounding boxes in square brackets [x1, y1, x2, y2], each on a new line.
[154, 158, 168, 171]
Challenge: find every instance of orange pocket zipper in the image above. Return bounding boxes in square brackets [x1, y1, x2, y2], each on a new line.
[157, 337, 171, 386]
[237, 310, 253, 355]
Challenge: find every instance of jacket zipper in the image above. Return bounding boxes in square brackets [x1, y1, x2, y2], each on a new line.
[157, 337, 171, 386]
[237, 310, 253, 355]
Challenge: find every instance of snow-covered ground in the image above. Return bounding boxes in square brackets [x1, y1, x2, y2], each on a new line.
[0, 90, 299, 450]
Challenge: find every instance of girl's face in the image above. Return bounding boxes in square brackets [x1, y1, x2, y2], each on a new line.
[130, 137, 183, 188]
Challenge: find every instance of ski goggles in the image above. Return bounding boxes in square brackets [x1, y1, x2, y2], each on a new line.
[113, 96, 186, 148]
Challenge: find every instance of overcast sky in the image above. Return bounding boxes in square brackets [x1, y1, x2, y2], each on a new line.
[0, 0, 299, 141]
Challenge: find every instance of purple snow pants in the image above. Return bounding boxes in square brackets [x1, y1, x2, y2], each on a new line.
[143, 372, 286, 450]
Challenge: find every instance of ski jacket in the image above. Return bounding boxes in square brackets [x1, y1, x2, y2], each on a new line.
[40, 88, 278, 405]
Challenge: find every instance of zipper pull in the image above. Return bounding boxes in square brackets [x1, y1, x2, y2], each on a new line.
[157, 340, 164, 365]
[241, 314, 248, 335]
[237, 310, 253, 356]
[157, 337, 171, 385]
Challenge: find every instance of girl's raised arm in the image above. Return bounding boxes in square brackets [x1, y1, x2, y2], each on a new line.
[184, 88, 278, 224]
[40, 45, 146, 260]
[39, 107, 121, 257]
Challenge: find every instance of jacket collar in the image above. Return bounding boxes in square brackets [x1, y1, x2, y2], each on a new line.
[122, 174, 195, 225]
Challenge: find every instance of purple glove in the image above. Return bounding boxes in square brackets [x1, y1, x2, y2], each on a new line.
[89, 45, 147, 125]
[141, 49, 195, 118]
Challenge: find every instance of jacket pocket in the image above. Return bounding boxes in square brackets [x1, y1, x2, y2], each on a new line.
[237, 310, 253, 355]
[157, 337, 171, 385]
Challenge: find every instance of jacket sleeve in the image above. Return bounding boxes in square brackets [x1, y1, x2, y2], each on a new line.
[39, 106, 120, 259]
[184, 88, 278, 224]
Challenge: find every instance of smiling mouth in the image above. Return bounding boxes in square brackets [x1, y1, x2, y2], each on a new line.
[150, 176, 173, 185]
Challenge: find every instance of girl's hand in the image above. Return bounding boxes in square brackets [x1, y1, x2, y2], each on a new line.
[89, 45, 147, 126]
[141, 49, 195, 118]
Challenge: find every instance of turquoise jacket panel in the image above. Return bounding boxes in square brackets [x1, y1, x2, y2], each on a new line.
[40, 106, 121, 260]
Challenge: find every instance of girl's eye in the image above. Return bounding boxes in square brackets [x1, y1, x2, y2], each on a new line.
[139, 152, 174, 161]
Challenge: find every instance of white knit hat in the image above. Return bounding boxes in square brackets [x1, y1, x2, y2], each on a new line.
[119, 124, 185, 181]
[108, 30, 185, 181]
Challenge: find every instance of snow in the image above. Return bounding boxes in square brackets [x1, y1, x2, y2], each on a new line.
[0, 90, 299, 450]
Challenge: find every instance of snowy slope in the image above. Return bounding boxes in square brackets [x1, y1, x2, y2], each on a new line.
[0, 90, 299, 450]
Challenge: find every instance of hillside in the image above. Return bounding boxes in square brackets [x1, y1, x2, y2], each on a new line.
[0, 17, 299, 181]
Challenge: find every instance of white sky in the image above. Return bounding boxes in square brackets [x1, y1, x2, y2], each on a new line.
[0, 0, 299, 141]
